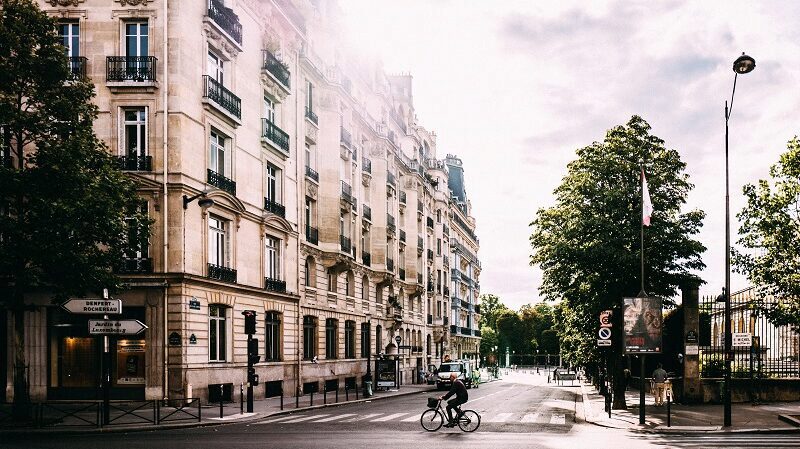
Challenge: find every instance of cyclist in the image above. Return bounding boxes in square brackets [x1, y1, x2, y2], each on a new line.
[438, 372, 468, 427]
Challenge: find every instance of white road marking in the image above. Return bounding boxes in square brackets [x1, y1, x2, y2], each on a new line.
[486, 412, 513, 422]
[342, 413, 381, 422]
[401, 414, 422, 422]
[312, 413, 356, 422]
[258, 415, 304, 424]
[282, 414, 329, 423]
[549, 414, 566, 425]
[521, 413, 540, 423]
[370, 412, 408, 422]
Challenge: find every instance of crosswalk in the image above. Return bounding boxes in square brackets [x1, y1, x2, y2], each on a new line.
[257, 411, 571, 426]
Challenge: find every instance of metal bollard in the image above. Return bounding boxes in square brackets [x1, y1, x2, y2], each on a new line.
[336, 389, 339, 403]
[667, 392, 671, 427]
[324, 389, 327, 404]
[240, 383, 244, 414]
[280, 394, 284, 410]
[345, 387, 349, 401]
[219, 385, 224, 419]
[310, 391, 314, 406]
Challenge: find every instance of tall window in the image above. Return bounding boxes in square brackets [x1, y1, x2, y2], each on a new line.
[266, 164, 281, 204]
[265, 311, 281, 362]
[264, 95, 275, 123]
[325, 318, 338, 359]
[344, 320, 356, 359]
[125, 22, 148, 57]
[59, 22, 79, 57]
[209, 129, 226, 175]
[208, 50, 224, 84]
[303, 316, 317, 360]
[122, 107, 147, 157]
[208, 215, 229, 267]
[305, 143, 314, 170]
[361, 276, 369, 301]
[123, 202, 149, 260]
[305, 79, 314, 112]
[375, 325, 382, 354]
[265, 236, 280, 280]
[305, 256, 315, 288]
[436, 238, 441, 256]
[305, 197, 315, 231]
[209, 305, 227, 362]
[361, 323, 371, 358]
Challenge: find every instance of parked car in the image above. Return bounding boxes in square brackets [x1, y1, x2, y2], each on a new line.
[435, 360, 474, 389]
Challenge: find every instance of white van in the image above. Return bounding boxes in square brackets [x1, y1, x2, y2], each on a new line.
[435, 360, 474, 390]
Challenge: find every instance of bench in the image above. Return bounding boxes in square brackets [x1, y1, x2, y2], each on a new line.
[557, 372, 577, 386]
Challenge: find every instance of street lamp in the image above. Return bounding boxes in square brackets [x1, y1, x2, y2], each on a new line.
[724, 52, 756, 428]
[365, 312, 372, 397]
[183, 190, 215, 209]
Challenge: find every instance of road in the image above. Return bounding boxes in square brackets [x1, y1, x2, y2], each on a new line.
[3, 371, 799, 449]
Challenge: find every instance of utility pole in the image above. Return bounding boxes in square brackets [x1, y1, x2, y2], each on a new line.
[243, 310, 259, 413]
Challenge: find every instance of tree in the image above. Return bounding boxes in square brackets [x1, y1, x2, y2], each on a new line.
[478, 294, 508, 330]
[0, 0, 149, 417]
[478, 326, 498, 362]
[733, 137, 800, 331]
[530, 116, 705, 408]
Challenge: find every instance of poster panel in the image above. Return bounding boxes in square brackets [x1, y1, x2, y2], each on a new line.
[623, 296, 663, 353]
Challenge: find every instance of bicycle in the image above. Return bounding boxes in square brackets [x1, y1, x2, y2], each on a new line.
[420, 398, 480, 432]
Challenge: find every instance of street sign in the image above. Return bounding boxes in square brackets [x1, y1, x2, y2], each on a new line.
[598, 328, 612, 340]
[597, 339, 612, 347]
[88, 319, 147, 335]
[61, 298, 121, 315]
[732, 332, 752, 347]
[600, 310, 613, 327]
[395, 335, 402, 344]
[685, 330, 698, 343]
[398, 345, 412, 349]
[685, 344, 699, 355]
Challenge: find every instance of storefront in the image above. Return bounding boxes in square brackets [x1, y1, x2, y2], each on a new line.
[47, 306, 147, 400]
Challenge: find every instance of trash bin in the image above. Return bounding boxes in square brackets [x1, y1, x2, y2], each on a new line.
[364, 380, 373, 398]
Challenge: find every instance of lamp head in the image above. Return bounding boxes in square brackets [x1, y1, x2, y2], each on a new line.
[733, 53, 755, 74]
[198, 197, 215, 209]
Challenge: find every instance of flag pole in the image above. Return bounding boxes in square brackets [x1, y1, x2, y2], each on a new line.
[639, 163, 647, 298]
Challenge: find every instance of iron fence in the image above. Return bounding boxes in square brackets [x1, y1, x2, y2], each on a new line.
[1, 399, 201, 428]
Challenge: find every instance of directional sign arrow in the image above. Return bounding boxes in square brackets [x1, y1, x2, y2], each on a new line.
[88, 319, 147, 335]
[61, 298, 122, 315]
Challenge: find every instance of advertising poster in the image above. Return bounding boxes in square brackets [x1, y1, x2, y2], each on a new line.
[623, 297, 663, 353]
[115, 339, 146, 385]
[376, 359, 397, 387]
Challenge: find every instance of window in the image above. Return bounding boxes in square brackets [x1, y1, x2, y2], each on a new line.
[305, 197, 316, 230]
[436, 238, 441, 256]
[209, 305, 228, 362]
[303, 316, 317, 360]
[208, 50, 224, 85]
[345, 320, 356, 359]
[375, 325, 382, 354]
[125, 21, 148, 57]
[266, 164, 281, 204]
[426, 334, 432, 354]
[265, 311, 281, 362]
[328, 272, 337, 292]
[325, 318, 338, 359]
[209, 129, 227, 175]
[123, 202, 149, 260]
[265, 236, 280, 280]
[345, 271, 355, 297]
[208, 215, 229, 267]
[304, 256, 316, 288]
[305, 143, 315, 170]
[264, 95, 275, 123]
[122, 107, 147, 158]
[59, 22, 79, 57]
[361, 323, 371, 358]
[361, 276, 369, 301]
[305, 79, 314, 112]
[436, 209, 441, 223]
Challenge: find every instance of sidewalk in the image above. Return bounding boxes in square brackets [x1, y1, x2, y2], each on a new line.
[580, 381, 800, 433]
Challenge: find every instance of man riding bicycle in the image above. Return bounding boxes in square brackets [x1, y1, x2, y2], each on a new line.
[438, 372, 468, 427]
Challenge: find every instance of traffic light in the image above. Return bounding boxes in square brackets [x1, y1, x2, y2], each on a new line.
[247, 367, 259, 386]
[248, 337, 261, 365]
[243, 310, 257, 335]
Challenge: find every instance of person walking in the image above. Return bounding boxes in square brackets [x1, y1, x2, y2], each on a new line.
[652, 363, 668, 406]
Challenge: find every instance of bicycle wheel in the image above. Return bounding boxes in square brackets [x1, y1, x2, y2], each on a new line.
[457, 410, 480, 432]
[420, 409, 444, 431]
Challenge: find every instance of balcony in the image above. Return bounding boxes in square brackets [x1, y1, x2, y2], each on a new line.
[362, 157, 372, 174]
[262, 50, 290, 89]
[208, 263, 237, 283]
[264, 197, 285, 218]
[399, 229, 406, 243]
[363, 204, 372, 222]
[68, 56, 87, 79]
[386, 258, 394, 272]
[450, 325, 457, 334]
[305, 106, 318, 125]
[461, 300, 469, 309]
[117, 155, 152, 171]
[387, 214, 396, 234]
[306, 226, 318, 245]
[426, 217, 434, 228]
[261, 118, 290, 156]
[305, 165, 319, 182]
[386, 172, 396, 187]
[207, 0, 242, 46]
[461, 327, 471, 336]
[362, 251, 371, 267]
[475, 304, 481, 314]
[427, 249, 433, 261]
[399, 268, 406, 281]
[265, 277, 287, 293]
[341, 181, 353, 205]
[106, 56, 157, 82]
[340, 126, 352, 149]
[203, 75, 241, 120]
[417, 273, 423, 285]
[399, 191, 407, 204]
[340, 235, 352, 253]
[207, 169, 236, 195]
[115, 257, 152, 274]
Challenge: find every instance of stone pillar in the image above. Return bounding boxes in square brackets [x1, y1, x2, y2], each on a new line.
[682, 280, 703, 403]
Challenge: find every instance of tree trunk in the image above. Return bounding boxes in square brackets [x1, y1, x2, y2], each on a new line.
[11, 305, 32, 421]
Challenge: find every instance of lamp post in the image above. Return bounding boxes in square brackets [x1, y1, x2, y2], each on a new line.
[724, 52, 756, 428]
[365, 312, 372, 397]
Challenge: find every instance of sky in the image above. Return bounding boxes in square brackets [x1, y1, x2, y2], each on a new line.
[338, 0, 800, 311]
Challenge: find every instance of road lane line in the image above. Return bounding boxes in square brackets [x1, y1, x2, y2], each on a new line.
[468, 386, 514, 404]
[370, 413, 408, 422]
[521, 413, 539, 423]
[342, 413, 381, 422]
[401, 414, 421, 422]
[486, 412, 513, 422]
[258, 415, 304, 424]
[282, 414, 330, 423]
[313, 413, 356, 422]
[550, 414, 566, 425]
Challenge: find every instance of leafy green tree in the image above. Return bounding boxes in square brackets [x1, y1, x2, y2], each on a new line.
[478, 326, 498, 362]
[539, 329, 559, 355]
[0, 0, 149, 417]
[530, 116, 705, 408]
[733, 137, 800, 331]
[495, 309, 521, 354]
[478, 293, 508, 330]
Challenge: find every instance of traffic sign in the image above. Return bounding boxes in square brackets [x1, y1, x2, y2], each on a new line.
[61, 298, 122, 314]
[395, 335, 402, 344]
[597, 339, 612, 347]
[598, 327, 612, 340]
[89, 319, 147, 335]
[600, 310, 612, 327]
[732, 332, 752, 347]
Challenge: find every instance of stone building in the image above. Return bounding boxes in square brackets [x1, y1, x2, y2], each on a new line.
[3, 0, 480, 403]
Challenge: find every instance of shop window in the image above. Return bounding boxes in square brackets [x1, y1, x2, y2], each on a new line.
[344, 320, 356, 359]
[325, 318, 338, 359]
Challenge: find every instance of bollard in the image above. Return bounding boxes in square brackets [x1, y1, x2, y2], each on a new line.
[310, 391, 314, 406]
[280, 394, 284, 411]
[345, 386, 349, 401]
[219, 385, 224, 419]
[296, 391, 299, 409]
[324, 389, 327, 404]
[667, 392, 671, 427]
[240, 383, 244, 414]
[355, 383, 359, 400]
[336, 389, 339, 403]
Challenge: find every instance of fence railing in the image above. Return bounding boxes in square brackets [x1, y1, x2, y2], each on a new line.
[0, 399, 202, 428]
[106, 56, 157, 82]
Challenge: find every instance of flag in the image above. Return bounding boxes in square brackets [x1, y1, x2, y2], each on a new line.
[642, 168, 653, 226]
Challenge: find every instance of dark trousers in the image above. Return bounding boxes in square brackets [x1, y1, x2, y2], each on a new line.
[446, 398, 467, 422]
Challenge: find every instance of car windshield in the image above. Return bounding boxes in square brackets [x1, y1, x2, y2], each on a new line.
[438, 364, 462, 372]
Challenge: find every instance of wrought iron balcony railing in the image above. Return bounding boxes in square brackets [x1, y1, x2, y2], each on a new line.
[363, 204, 372, 222]
[207, 168, 236, 195]
[208, 263, 237, 283]
[265, 277, 287, 293]
[262, 118, 290, 154]
[341, 181, 353, 205]
[387, 172, 396, 187]
[115, 257, 152, 274]
[450, 325, 457, 334]
[306, 226, 318, 245]
[305, 106, 318, 125]
[461, 300, 470, 309]
[208, 0, 242, 45]
[427, 249, 434, 261]
[461, 327, 471, 336]
[340, 235, 351, 253]
[362, 252, 371, 267]
[399, 229, 406, 242]
[474, 329, 482, 337]
[417, 200, 423, 213]
[204, 75, 241, 119]
[305, 165, 319, 182]
[387, 214, 395, 234]
[340, 126, 352, 149]
[262, 50, 290, 88]
[117, 155, 152, 171]
[106, 56, 157, 82]
[264, 197, 285, 217]
[362, 157, 372, 174]
[68, 56, 87, 79]
[399, 268, 405, 281]
[386, 258, 394, 272]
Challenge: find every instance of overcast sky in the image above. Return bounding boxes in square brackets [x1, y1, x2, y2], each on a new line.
[339, 0, 800, 311]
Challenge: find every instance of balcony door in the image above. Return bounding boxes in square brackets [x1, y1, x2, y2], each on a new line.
[122, 107, 147, 158]
[59, 22, 80, 75]
[208, 51, 224, 85]
[125, 22, 149, 76]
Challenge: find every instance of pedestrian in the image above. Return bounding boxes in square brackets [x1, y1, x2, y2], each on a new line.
[651, 363, 668, 406]
[623, 368, 631, 391]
